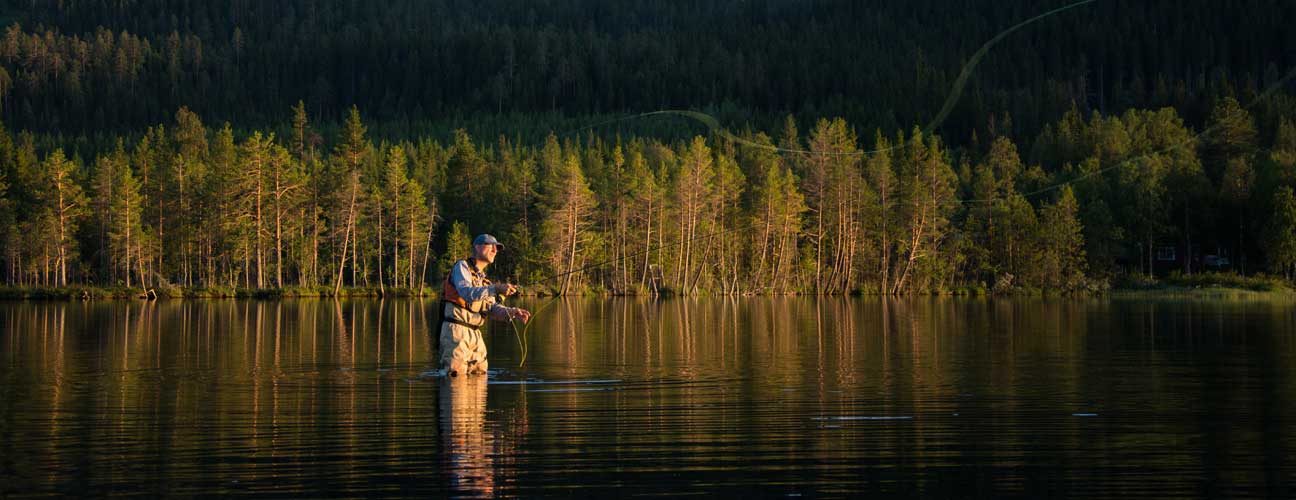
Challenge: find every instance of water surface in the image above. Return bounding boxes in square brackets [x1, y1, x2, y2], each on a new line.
[2, 297, 1295, 497]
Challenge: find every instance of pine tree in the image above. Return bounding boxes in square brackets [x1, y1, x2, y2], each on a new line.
[625, 145, 662, 287]
[40, 149, 86, 285]
[710, 137, 745, 294]
[864, 130, 896, 293]
[269, 137, 304, 288]
[107, 150, 145, 287]
[207, 123, 238, 286]
[444, 129, 489, 230]
[762, 162, 807, 293]
[292, 100, 311, 165]
[90, 148, 119, 282]
[1264, 187, 1296, 281]
[540, 149, 597, 294]
[892, 128, 957, 293]
[133, 125, 169, 283]
[963, 163, 998, 281]
[404, 176, 434, 290]
[381, 144, 411, 289]
[1271, 118, 1296, 184]
[1202, 96, 1258, 181]
[1039, 186, 1086, 289]
[989, 193, 1037, 287]
[806, 118, 862, 293]
[671, 136, 714, 289]
[985, 135, 1024, 193]
[170, 106, 209, 285]
[239, 132, 274, 288]
[332, 106, 368, 293]
[439, 220, 472, 280]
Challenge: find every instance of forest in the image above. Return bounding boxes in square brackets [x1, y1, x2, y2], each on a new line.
[1, 0, 1295, 295]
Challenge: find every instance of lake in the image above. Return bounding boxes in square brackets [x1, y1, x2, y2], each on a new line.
[2, 297, 1295, 497]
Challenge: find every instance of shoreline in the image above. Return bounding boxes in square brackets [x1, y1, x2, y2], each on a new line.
[1107, 286, 1296, 300]
[3, 283, 1293, 301]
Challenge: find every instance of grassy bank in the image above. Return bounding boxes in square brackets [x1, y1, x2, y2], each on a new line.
[1110, 272, 1296, 299]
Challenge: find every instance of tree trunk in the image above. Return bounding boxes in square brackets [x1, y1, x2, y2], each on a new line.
[275, 178, 284, 288]
[334, 174, 358, 296]
[351, 219, 358, 287]
[255, 173, 264, 288]
[408, 204, 415, 288]
[563, 203, 578, 295]
[418, 217, 434, 294]
[312, 205, 320, 287]
[158, 192, 164, 285]
[893, 194, 928, 295]
[137, 245, 146, 288]
[756, 200, 772, 289]
[640, 197, 653, 285]
[880, 184, 890, 295]
[57, 190, 67, 286]
[125, 206, 133, 288]
[377, 196, 385, 295]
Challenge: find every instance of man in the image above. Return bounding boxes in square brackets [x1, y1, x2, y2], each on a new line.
[439, 234, 532, 376]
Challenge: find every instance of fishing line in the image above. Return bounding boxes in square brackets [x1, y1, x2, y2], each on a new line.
[560, 0, 1101, 158]
[504, 0, 1108, 300]
[557, 0, 1296, 207]
[497, 0, 1296, 347]
[506, 296, 561, 367]
[958, 65, 1296, 204]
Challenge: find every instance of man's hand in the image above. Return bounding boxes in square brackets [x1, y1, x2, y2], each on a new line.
[494, 283, 518, 296]
[510, 307, 532, 323]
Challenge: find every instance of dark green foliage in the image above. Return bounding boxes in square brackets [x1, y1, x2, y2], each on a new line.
[0, 0, 1289, 144]
[0, 98, 1294, 294]
[0, 1, 1294, 294]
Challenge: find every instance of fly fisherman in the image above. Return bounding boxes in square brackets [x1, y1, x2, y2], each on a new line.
[440, 234, 532, 377]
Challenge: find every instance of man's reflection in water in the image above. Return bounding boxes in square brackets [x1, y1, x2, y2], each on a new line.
[439, 375, 495, 497]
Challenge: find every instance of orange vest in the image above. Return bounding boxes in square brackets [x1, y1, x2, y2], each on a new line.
[442, 258, 490, 313]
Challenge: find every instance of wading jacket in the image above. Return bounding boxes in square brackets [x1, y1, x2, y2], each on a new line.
[441, 258, 509, 329]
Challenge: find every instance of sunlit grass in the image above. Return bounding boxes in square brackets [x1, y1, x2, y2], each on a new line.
[1111, 272, 1296, 300]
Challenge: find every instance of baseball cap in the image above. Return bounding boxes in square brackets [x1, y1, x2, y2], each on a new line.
[473, 234, 504, 249]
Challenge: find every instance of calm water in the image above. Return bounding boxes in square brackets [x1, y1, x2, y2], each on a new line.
[2, 297, 1295, 498]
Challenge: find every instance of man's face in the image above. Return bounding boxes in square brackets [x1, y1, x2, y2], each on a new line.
[474, 243, 499, 264]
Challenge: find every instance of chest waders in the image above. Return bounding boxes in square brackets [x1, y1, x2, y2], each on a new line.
[438, 258, 492, 376]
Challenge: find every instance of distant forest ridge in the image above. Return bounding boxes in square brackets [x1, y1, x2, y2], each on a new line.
[0, 0, 1291, 145]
